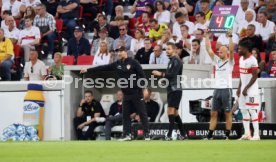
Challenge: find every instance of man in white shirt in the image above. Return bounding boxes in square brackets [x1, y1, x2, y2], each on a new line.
[1, 0, 24, 19]
[149, 45, 169, 64]
[194, 11, 210, 31]
[235, 10, 260, 35]
[24, 49, 47, 81]
[257, 11, 275, 42]
[204, 30, 235, 140]
[173, 11, 194, 37]
[4, 16, 20, 44]
[234, 0, 256, 29]
[18, 16, 41, 62]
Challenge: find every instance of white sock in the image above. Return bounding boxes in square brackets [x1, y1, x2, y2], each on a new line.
[249, 109, 259, 137]
[241, 109, 250, 136]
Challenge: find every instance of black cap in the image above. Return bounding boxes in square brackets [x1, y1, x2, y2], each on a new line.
[74, 26, 83, 32]
[115, 46, 126, 52]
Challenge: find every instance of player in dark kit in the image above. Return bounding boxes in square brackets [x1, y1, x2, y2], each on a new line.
[81, 46, 150, 141]
[152, 42, 186, 140]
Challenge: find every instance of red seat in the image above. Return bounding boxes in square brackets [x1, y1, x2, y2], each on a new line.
[13, 44, 21, 58]
[260, 52, 266, 61]
[77, 55, 94, 65]
[189, 16, 196, 23]
[211, 41, 217, 53]
[234, 54, 240, 65]
[129, 18, 137, 37]
[62, 56, 74, 65]
[232, 64, 240, 78]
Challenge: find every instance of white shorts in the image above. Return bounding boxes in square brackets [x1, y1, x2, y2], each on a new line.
[239, 94, 260, 110]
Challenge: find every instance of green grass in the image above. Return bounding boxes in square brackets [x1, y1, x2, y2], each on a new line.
[0, 140, 276, 162]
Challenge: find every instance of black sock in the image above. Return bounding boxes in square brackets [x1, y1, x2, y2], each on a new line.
[225, 130, 231, 137]
[207, 130, 214, 138]
[175, 115, 185, 136]
[167, 115, 175, 137]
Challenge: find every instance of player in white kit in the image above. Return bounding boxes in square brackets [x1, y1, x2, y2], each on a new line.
[237, 39, 260, 140]
[204, 30, 234, 140]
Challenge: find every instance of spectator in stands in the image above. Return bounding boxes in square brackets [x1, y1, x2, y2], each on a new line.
[4, 16, 20, 44]
[215, 0, 224, 6]
[19, 6, 36, 30]
[1, 10, 12, 30]
[266, 26, 276, 62]
[74, 90, 105, 140]
[143, 88, 159, 122]
[193, 0, 216, 16]
[1, 0, 24, 19]
[176, 42, 190, 64]
[110, 5, 129, 26]
[242, 24, 264, 52]
[105, 90, 123, 140]
[262, 50, 276, 78]
[173, 11, 194, 37]
[109, 16, 125, 40]
[216, 32, 239, 52]
[135, 38, 153, 64]
[199, 0, 213, 21]
[252, 48, 266, 77]
[158, 29, 178, 49]
[149, 18, 168, 42]
[57, 0, 78, 40]
[23, 49, 47, 81]
[113, 24, 133, 51]
[169, 0, 180, 24]
[44, 0, 58, 17]
[93, 42, 111, 65]
[232, 0, 258, 9]
[67, 26, 90, 60]
[92, 15, 110, 38]
[193, 29, 206, 47]
[47, 52, 64, 80]
[33, 3, 56, 60]
[21, 0, 41, 8]
[189, 38, 211, 64]
[0, 28, 14, 81]
[18, 16, 41, 62]
[130, 0, 154, 18]
[235, 0, 256, 27]
[257, 11, 275, 42]
[258, 0, 276, 22]
[235, 10, 260, 36]
[149, 44, 169, 64]
[154, 0, 170, 25]
[179, 24, 191, 51]
[137, 12, 151, 37]
[130, 28, 145, 55]
[91, 27, 114, 56]
[194, 11, 209, 31]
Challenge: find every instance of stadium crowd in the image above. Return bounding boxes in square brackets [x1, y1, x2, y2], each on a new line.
[0, 0, 276, 81]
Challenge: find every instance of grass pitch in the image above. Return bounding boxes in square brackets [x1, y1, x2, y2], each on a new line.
[0, 140, 275, 162]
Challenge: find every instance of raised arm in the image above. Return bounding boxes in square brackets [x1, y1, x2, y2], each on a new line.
[228, 31, 234, 61]
[205, 32, 215, 60]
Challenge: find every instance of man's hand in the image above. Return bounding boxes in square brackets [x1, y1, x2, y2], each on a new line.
[236, 88, 241, 97]
[77, 123, 86, 129]
[152, 70, 162, 77]
[80, 99, 86, 107]
[80, 68, 87, 74]
[242, 87, 248, 96]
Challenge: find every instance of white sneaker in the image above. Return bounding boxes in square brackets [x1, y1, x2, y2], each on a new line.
[118, 135, 132, 141]
[239, 134, 251, 140]
[251, 135, 260, 141]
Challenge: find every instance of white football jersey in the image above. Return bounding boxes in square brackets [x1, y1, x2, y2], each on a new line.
[213, 55, 234, 89]
[239, 55, 259, 95]
[19, 26, 41, 46]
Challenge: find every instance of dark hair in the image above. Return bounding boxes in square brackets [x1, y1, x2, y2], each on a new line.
[247, 24, 256, 30]
[150, 18, 158, 23]
[167, 42, 176, 49]
[252, 48, 261, 63]
[259, 11, 268, 17]
[144, 87, 152, 94]
[145, 3, 155, 15]
[84, 90, 93, 96]
[98, 14, 107, 20]
[25, 6, 36, 20]
[155, 0, 166, 11]
[175, 12, 184, 19]
[239, 38, 253, 52]
[192, 39, 201, 45]
[196, 11, 205, 17]
[180, 24, 189, 31]
[142, 11, 150, 17]
[3, 10, 12, 15]
[200, 0, 210, 3]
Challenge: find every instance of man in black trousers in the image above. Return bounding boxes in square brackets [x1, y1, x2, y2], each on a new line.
[152, 42, 186, 140]
[81, 46, 150, 141]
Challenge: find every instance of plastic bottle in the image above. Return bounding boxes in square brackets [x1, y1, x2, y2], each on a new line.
[23, 84, 45, 140]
